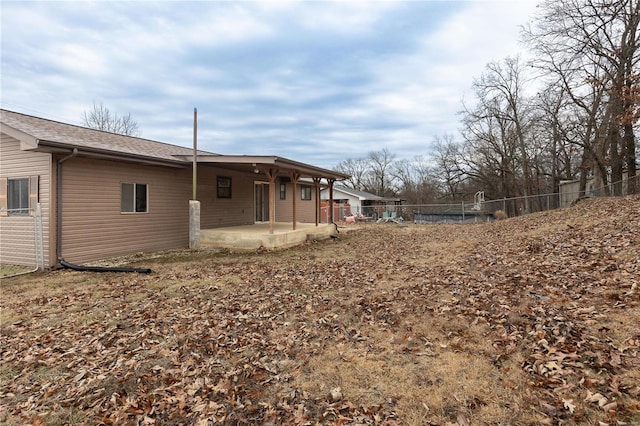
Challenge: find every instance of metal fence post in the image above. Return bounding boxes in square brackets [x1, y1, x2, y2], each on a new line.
[36, 203, 44, 270]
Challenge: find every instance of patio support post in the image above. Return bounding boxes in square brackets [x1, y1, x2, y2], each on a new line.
[312, 177, 321, 226]
[189, 200, 200, 249]
[289, 171, 300, 230]
[264, 168, 278, 234]
[192, 107, 197, 200]
[328, 178, 335, 223]
[190, 108, 200, 249]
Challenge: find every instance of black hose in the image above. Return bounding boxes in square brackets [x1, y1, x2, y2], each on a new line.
[58, 258, 151, 274]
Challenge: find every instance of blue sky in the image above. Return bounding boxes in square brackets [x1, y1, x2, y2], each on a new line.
[1, 1, 537, 169]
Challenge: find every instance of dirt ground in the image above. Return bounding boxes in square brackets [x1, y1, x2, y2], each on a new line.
[1, 195, 639, 425]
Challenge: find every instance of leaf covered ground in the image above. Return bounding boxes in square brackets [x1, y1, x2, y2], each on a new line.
[1, 195, 639, 425]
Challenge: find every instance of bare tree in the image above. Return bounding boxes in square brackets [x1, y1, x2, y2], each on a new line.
[524, 0, 640, 194]
[531, 86, 579, 202]
[82, 102, 140, 136]
[460, 99, 521, 204]
[334, 158, 370, 191]
[391, 159, 416, 198]
[335, 149, 463, 203]
[458, 56, 540, 213]
[476, 56, 536, 211]
[430, 134, 466, 201]
[368, 148, 396, 196]
[391, 156, 439, 204]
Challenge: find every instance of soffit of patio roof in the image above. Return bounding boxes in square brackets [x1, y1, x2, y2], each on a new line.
[174, 154, 350, 181]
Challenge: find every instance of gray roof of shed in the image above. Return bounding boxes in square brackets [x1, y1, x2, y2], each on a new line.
[328, 185, 402, 202]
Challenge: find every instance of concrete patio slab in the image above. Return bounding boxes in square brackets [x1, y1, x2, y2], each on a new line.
[200, 223, 336, 250]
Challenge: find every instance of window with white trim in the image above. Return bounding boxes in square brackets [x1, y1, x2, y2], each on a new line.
[121, 183, 148, 213]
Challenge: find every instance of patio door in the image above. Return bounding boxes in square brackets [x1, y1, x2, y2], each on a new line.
[254, 182, 269, 222]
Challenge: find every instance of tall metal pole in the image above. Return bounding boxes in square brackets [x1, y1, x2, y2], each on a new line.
[192, 108, 197, 200]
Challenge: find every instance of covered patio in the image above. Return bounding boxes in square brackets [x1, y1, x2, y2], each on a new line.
[176, 154, 349, 250]
[200, 222, 336, 250]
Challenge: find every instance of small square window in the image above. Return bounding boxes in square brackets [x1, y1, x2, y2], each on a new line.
[217, 176, 232, 199]
[121, 183, 148, 213]
[301, 186, 312, 200]
[8, 178, 29, 215]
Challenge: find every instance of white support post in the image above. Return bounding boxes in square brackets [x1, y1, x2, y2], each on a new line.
[189, 200, 200, 249]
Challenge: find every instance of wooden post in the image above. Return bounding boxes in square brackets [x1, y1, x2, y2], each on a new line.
[264, 168, 278, 234]
[313, 177, 322, 226]
[192, 108, 197, 200]
[289, 171, 300, 230]
[328, 179, 335, 223]
[190, 108, 200, 249]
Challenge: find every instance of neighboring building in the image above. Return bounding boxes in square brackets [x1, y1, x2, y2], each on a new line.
[0, 109, 348, 267]
[559, 179, 592, 208]
[559, 173, 630, 208]
[320, 185, 402, 220]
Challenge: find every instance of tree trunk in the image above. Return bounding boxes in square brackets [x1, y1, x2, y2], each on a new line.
[578, 148, 590, 197]
[625, 123, 637, 193]
[608, 122, 624, 196]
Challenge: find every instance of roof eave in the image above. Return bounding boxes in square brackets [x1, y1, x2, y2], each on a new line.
[37, 140, 189, 168]
[329, 186, 381, 200]
[0, 122, 39, 150]
[175, 154, 349, 180]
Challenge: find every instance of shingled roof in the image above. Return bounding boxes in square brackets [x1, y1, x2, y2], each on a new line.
[330, 185, 402, 202]
[0, 109, 215, 164]
[1, 109, 349, 179]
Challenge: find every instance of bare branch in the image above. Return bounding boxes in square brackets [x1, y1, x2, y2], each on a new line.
[82, 102, 141, 136]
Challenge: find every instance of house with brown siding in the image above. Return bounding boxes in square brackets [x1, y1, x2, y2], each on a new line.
[0, 109, 348, 268]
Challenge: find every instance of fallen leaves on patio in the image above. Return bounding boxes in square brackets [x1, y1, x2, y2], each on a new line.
[1, 195, 639, 425]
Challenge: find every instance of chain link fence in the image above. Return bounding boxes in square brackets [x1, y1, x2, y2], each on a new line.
[323, 175, 639, 224]
[0, 203, 44, 278]
[481, 174, 639, 220]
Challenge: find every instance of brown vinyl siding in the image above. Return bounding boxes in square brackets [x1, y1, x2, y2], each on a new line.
[275, 183, 293, 222]
[59, 157, 192, 264]
[198, 165, 255, 228]
[274, 183, 289, 222]
[295, 183, 317, 223]
[275, 183, 316, 223]
[2, 109, 346, 264]
[59, 159, 261, 264]
[0, 134, 52, 266]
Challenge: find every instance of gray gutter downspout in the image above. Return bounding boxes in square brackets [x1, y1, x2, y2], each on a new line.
[56, 148, 78, 261]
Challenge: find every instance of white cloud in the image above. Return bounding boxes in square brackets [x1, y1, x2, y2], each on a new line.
[183, 5, 275, 46]
[296, 1, 400, 34]
[424, 1, 537, 70]
[1, 0, 539, 168]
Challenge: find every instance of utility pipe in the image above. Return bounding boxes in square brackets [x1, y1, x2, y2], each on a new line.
[56, 148, 78, 261]
[59, 258, 151, 274]
[192, 107, 197, 200]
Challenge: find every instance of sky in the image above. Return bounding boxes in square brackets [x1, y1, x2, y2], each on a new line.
[1, 0, 538, 169]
